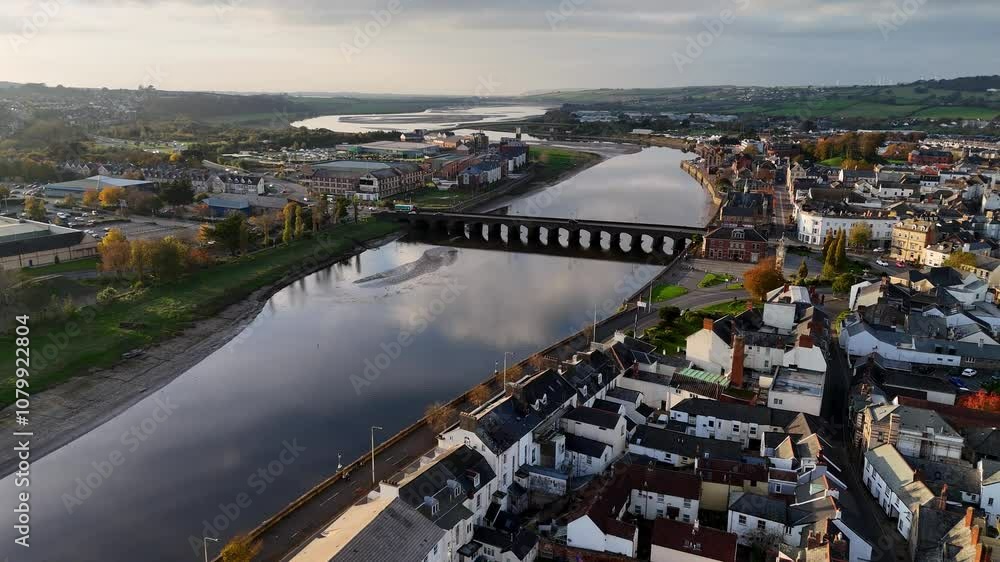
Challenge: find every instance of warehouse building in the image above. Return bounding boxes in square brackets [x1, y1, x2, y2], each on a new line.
[0, 217, 97, 271]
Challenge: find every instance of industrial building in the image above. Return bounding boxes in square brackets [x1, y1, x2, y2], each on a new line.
[0, 217, 97, 271]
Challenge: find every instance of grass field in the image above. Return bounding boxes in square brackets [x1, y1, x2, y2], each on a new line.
[700, 300, 754, 316]
[651, 284, 689, 303]
[697, 273, 732, 288]
[0, 221, 398, 406]
[19, 257, 99, 278]
[530, 146, 600, 183]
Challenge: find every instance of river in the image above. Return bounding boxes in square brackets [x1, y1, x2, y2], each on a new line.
[0, 147, 708, 561]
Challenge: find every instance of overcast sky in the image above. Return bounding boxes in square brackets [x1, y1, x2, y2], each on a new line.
[2, 0, 998, 95]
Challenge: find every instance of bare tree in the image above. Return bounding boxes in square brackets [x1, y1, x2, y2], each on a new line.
[468, 384, 492, 406]
[219, 533, 262, 562]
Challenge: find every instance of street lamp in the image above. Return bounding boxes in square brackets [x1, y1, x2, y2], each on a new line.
[203, 536, 219, 562]
[371, 426, 383, 485]
[502, 352, 516, 385]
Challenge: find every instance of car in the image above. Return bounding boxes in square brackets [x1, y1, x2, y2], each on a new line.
[895, 261, 906, 268]
[949, 376, 971, 391]
[962, 368, 978, 377]
[876, 259, 889, 267]
[103, 227, 111, 232]
[873, 248, 884, 253]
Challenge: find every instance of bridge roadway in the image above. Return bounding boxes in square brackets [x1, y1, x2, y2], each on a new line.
[381, 211, 708, 257]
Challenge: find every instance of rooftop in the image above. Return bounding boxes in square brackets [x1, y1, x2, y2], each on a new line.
[651, 519, 737, 562]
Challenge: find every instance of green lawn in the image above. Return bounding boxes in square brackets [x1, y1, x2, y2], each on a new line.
[699, 300, 754, 316]
[0, 221, 398, 406]
[19, 256, 99, 278]
[651, 284, 689, 303]
[820, 157, 845, 167]
[530, 146, 600, 183]
[697, 273, 732, 288]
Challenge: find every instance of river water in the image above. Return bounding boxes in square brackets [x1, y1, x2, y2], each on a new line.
[291, 104, 549, 135]
[0, 147, 707, 561]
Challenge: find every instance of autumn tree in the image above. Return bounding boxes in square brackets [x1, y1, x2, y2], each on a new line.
[130, 239, 154, 279]
[98, 186, 126, 209]
[82, 188, 100, 207]
[848, 223, 872, 250]
[744, 257, 785, 301]
[294, 205, 305, 239]
[333, 197, 348, 223]
[832, 273, 857, 295]
[250, 212, 276, 247]
[218, 533, 262, 562]
[61, 195, 77, 207]
[0, 186, 10, 201]
[208, 213, 249, 255]
[834, 229, 848, 271]
[282, 202, 295, 244]
[945, 251, 978, 269]
[24, 196, 47, 221]
[958, 390, 1000, 413]
[425, 402, 456, 432]
[98, 228, 131, 277]
[313, 196, 328, 232]
[149, 237, 190, 280]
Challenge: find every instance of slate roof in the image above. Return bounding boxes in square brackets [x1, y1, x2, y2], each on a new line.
[472, 526, 538, 561]
[728, 493, 812, 526]
[397, 446, 495, 530]
[651, 518, 737, 562]
[470, 369, 577, 454]
[966, 429, 1000, 462]
[630, 425, 744, 462]
[905, 456, 981, 502]
[565, 434, 610, 459]
[671, 398, 782, 426]
[321, 497, 445, 562]
[562, 406, 622, 430]
[605, 387, 641, 404]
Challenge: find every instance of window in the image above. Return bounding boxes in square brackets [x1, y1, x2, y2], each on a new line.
[738, 514, 747, 525]
[708, 420, 715, 428]
[758, 521, 767, 531]
[773, 398, 783, 405]
[990, 498, 995, 507]
[683, 514, 691, 522]
[683, 499, 692, 508]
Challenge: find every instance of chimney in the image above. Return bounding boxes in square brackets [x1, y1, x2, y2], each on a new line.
[704, 318, 715, 331]
[731, 335, 746, 388]
[966, 506, 975, 528]
[971, 524, 981, 547]
[798, 335, 814, 349]
[459, 412, 478, 432]
[975, 544, 990, 562]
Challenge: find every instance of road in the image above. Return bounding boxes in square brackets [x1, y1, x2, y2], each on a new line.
[772, 184, 793, 230]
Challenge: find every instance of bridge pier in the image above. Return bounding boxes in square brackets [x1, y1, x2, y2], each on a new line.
[527, 226, 543, 245]
[447, 220, 465, 237]
[488, 223, 503, 243]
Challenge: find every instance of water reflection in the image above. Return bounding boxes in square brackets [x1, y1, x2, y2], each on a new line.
[0, 147, 707, 562]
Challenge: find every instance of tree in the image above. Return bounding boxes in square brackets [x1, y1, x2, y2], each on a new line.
[61, 195, 77, 207]
[833, 229, 848, 271]
[743, 257, 785, 301]
[0, 186, 10, 201]
[208, 213, 249, 255]
[945, 251, 978, 269]
[352, 196, 360, 223]
[658, 306, 681, 326]
[832, 273, 857, 295]
[149, 237, 191, 280]
[82, 188, 100, 208]
[957, 390, 1000, 413]
[333, 197, 348, 223]
[294, 205, 305, 239]
[821, 234, 835, 263]
[848, 223, 872, 250]
[425, 402, 456, 432]
[796, 260, 809, 281]
[250, 212, 277, 247]
[469, 384, 492, 406]
[98, 186, 126, 209]
[130, 239, 154, 279]
[282, 203, 295, 244]
[126, 191, 162, 215]
[218, 533, 262, 562]
[313, 196, 328, 232]
[160, 180, 194, 207]
[98, 228, 131, 277]
[24, 196, 47, 221]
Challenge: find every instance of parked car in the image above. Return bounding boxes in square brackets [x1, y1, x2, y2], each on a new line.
[873, 248, 884, 253]
[895, 261, 906, 268]
[949, 376, 971, 391]
[962, 368, 978, 377]
[876, 259, 889, 267]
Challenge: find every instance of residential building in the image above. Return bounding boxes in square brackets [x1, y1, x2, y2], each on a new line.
[702, 226, 768, 263]
[861, 444, 934, 537]
[909, 149, 955, 166]
[309, 161, 428, 201]
[210, 174, 266, 196]
[650, 519, 737, 562]
[726, 493, 832, 547]
[668, 398, 789, 448]
[628, 425, 744, 467]
[892, 219, 937, 263]
[762, 366, 826, 416]
[696, 459, 769, 511]
[854, 402, 964, 461]
[982, 460, 1000, 525]
[719, 191, 771, 227]
[560, 406, 627, 475]
[909, 505, 999, 562]
[796, 204, 898, 246]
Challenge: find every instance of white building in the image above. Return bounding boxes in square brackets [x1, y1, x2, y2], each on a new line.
[861, 444, 934, 537]
[650, 518, 737, 562]
[668, 399, 786, 448]
[796, 206, 898, 246]
[981, 460, 1000, 526]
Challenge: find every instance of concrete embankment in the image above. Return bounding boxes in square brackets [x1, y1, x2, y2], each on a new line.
[681, 159, 723, 222]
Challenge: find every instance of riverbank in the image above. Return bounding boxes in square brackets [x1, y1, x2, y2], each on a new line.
[0, 221, 401, 476]
[681, 159, 723, 221]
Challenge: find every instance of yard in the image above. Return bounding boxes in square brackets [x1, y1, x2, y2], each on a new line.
[697, 272, 733, 288]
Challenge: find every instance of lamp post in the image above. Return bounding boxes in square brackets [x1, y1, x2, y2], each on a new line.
[203, 537, 219, 562]
[503, 351, 515, 385]
[371, 426, 383, 485]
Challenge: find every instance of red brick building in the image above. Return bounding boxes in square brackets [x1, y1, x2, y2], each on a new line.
[703, 226, 768, 263]
[908, 149, 955, 166]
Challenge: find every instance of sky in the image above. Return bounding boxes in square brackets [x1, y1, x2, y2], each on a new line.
[1, 0, 998, 95]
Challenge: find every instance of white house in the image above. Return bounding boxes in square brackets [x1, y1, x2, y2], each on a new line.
[862, 444, 934, 537]
[628, 425, 744, 468]
[796, 206, 898, 246]
[981, 460, 1000, 526]
[669, 398, 786, 448]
